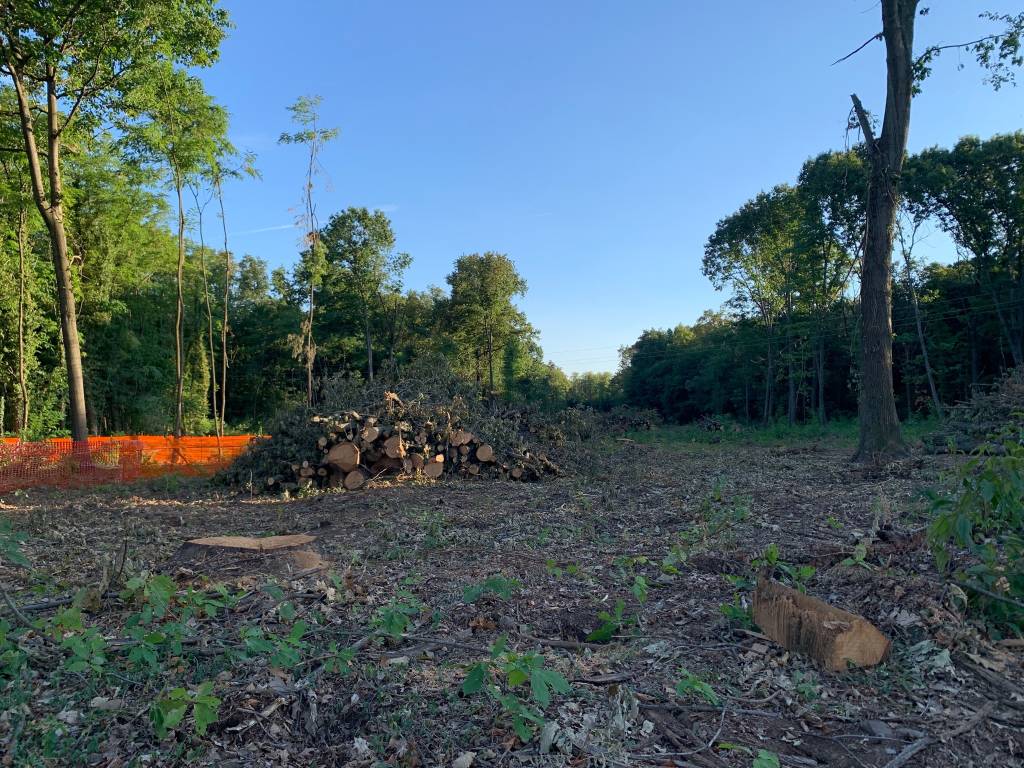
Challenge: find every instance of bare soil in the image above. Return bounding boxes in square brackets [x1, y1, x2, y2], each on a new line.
[1, 435, 1021, 767]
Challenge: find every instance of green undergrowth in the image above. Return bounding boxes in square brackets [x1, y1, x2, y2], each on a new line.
[630, 416, 940, 449]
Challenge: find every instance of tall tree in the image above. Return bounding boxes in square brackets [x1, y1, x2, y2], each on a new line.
[319, 207, 409, 384]
[0, 0, 228, 442]
[905, 133, 1024, 366]
[278, 96, 338, 405]
[445, 253, 528, 400]
[842, 5, 1023, 459]
[124, 68, 229, 437]
[704, 186, 799, 423]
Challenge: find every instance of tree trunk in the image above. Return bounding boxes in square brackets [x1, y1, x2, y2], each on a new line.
[16, 200, 29, 438]
[174, 170, 186, 438]
[817, 333, 827, 426]
[487, 324, 495, 403]
[6, 67, 91, 443]
[850, 0, 916, 461]
[364, 311, 374, 384]
[762, 330, 774, 424]
[217, 181, 230, 436]
[191, 186, 220, 436]
[903, 261, 943, 418]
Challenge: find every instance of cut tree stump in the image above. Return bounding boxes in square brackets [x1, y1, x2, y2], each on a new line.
[753, 577, 891, 671]
[170, 534, 328, 578]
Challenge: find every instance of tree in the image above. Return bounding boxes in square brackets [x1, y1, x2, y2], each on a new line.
[445, 253, 529, 400]
[795, 150, 865, 424]
[842, 4, 1023, 459]
[0, 0, 228, 442]
[278, 96, 338, 405]
[704, 186, 799, 423]
[319, 207, 409, 384]
[905, 133, 1024, 366]
[124, 67, 228, 437]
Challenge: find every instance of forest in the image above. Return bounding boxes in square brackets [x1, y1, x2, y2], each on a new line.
[2, 3, 1024, 768]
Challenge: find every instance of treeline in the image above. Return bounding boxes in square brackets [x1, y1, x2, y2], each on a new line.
[0, 4, 579, 439]
[616, 133, 1024, 425]
[0, 136, 573, 435]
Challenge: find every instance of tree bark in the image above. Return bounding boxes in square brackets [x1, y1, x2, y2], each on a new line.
[16, 199, 29, 438]
[217, 180, 230, 435]
[191, 185, 220, 436]
[364, 311, 374, 384]
[487, 323, 495, 402]
[817, 333, 827, 425]
[902, 259, 943, 418]
[6, 66, 91, 442]
[850, 0, 915, 461]
[174, 169, 186, 438]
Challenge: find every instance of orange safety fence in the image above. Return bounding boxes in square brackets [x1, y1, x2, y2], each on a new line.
[0, 435, 261, 493]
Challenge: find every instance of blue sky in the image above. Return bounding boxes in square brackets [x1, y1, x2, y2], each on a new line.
[197, 1, 1024, 375]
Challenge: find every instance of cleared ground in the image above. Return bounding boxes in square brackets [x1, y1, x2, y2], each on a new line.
[1, 432, 1020, 767]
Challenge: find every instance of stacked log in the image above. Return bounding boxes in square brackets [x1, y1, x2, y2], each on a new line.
[256, 393, 558, 493]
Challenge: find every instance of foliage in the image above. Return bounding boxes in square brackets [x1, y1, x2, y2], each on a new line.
[462, 636, 572, 742]
[463, 575, 521, 603]
[675, 667, 720, 706]
[929, 429, 1024, 633]
[151, 682, 221, 739]
[586, 598, 628, 643]
[753, 543, 816, 593]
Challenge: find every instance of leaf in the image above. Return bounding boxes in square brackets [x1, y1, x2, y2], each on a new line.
[462, 663, 488, 695]
[752, 750, 781, 768]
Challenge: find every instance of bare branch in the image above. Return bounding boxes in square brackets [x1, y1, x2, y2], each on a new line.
[833, 31, 883, 66]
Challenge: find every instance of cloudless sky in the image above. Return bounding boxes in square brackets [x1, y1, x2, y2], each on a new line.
[197, 1, 1024, 375]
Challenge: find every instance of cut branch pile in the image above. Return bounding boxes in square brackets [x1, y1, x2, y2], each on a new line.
[929, 366, 1024, 452]
[221, 392, 560, 493]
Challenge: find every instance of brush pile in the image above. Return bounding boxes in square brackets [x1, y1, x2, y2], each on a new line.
[222, 391, 560, 493]
[929, 366, 1024, 451]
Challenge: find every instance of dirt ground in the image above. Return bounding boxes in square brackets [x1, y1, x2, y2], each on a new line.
[1, 434, 1022, 767]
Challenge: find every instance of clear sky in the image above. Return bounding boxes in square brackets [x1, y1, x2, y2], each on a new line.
[197, 1, 1024, 375]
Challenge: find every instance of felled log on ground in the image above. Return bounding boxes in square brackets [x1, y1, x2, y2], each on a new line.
[753, 577, 891, 671]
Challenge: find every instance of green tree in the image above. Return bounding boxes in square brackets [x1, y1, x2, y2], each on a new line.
[445, 253, 529, 400]
[123, 67, 229, 436]
[905, 133, 1024, 366]
[842, 3, 1023, 460]
[0, 0, 229, 441]
[319, 207, 409, 384]
[278, 95, 338, 405]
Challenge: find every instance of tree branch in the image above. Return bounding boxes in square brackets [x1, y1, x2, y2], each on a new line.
[833, 32, 883, 66]
[849, 93, 878, 151]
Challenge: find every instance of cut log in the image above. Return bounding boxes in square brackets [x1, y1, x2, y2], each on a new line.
[510, 466, 523, 480]
[410, 453, 425, 471]
[451, 429, 472, 446]
[476, 444, 494, 462]
[753, 577, 891, 671]
[468, 462, 480, 476]
[326, 441, 360, 473]
[424, 460, 445, 479]
[343, 469, 368, 490]
[384, 434, 405, 459]
[360, 425, 380, 443]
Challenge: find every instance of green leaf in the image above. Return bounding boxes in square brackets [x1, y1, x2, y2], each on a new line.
[752, 749, 781, 768]
[462, 663, 488, 695]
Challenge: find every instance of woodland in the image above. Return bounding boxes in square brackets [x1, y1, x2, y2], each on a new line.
[1, 2, 1024, 768]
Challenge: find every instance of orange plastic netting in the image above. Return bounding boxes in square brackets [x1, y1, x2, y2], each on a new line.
[0, 435, 259, 493]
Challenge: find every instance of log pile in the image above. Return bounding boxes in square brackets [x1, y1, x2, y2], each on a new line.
[224, 392, 560, 494]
